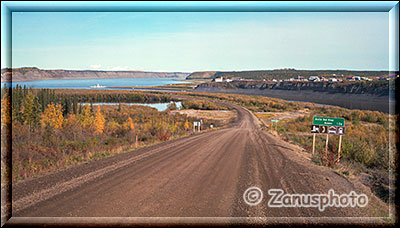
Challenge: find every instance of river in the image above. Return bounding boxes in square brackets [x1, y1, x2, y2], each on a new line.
[3, 78, 190, 90]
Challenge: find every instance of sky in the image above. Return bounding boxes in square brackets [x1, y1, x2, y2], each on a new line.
[10, 12, 389, 72]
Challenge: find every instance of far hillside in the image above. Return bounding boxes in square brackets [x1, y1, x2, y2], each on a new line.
[185, 71, 218, 80]
[186, 69, 389, 80]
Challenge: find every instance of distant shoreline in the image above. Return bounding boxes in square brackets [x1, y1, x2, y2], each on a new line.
[1, 67, 189, 82]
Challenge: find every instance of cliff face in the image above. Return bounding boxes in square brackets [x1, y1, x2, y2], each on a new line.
[1, 67, 189, 82]
[196, 80, 391, 96]
[195, 81, 394, 113]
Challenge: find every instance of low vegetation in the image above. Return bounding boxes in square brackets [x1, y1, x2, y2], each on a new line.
[183, 92, 302, 112]
[1, 86, 227, 183]
[181, 99, 227, 110]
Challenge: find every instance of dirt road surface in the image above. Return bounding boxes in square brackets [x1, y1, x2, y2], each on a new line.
[8, 102, 389, 225]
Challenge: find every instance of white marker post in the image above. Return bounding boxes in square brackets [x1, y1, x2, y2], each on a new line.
[336, 135, 343, 163]
[312, 133, 316, 155]
[324, 133, 329, 166]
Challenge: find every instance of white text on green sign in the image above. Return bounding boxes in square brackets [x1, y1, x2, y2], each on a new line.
[312, 116, 344, 127]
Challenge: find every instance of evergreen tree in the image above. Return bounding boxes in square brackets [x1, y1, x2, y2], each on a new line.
[21, 93, 41, 130]
[62, 97, 71, 116]
[72, 97, 77, 115]
[118, 103, 122, 112]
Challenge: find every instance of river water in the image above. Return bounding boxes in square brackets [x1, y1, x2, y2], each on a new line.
[79, 102, 182, 111]
[4, 78, 190, 90]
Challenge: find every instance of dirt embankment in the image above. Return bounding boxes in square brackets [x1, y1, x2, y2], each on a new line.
[195, 81, 394, 113]
[1, 67, 189, 82]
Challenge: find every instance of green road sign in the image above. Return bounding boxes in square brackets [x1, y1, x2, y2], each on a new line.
[312, 116, 344, 127]
[271, 119, 279, 123]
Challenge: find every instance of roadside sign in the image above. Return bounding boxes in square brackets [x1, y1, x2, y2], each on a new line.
[271, 119, 279, 123]
[193, 121, 201, 132]
[311, 116, 346, 165]
[311, 125, 320, 133]
[337, 126, 345, 135]
[328, 126, 337, 134]
[313, 116, 344, 127]
[320, 125, 327, 134]
[311, 125, 346, 135]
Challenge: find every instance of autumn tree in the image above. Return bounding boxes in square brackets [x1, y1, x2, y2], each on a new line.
[123, 116, 135, 132]
[184, 120, 190, 130]
[79, 104, 93, 129]
[41, 103, 64, 129]
[94, 106, 105, 135]
[1, 94, 11, 129]
[63, 113, 81, 140]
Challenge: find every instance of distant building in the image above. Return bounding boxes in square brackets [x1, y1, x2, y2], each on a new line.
[308, 76, 320, 82]
[361, 77, 372, 81]
[214, 77, 232, 82]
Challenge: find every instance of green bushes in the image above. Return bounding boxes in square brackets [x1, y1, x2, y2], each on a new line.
[181, 100, 226, 110]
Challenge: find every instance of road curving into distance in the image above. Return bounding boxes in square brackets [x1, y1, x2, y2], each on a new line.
[9, 99, 389, 225]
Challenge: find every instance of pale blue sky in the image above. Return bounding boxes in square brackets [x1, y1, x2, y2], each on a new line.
[11, 12, 389, 72]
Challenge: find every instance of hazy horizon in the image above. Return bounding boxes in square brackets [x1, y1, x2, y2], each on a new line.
[2, 66, 392, 73]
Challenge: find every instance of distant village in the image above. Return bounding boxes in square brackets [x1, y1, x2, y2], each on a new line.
[212, 74, 397, 83]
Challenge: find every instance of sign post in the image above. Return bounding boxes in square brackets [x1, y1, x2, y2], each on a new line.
[336, 135, 343, 163]
[193, 121, 201, 132]
[324, 133, 329, 166]
[311, 116, 345, 166]
[312, 133, 316, 155]
[271, 119, 279, 131]
[310, 125, 320, 155]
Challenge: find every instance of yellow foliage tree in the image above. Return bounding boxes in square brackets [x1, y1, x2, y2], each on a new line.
[79, 104, 93, 129]
[184, 120, 190, 130]
[41, 103, 64, 129]
[123, 116, 135, 132]
[1, 95, 11, 128]
[94, 106, 105, 135]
